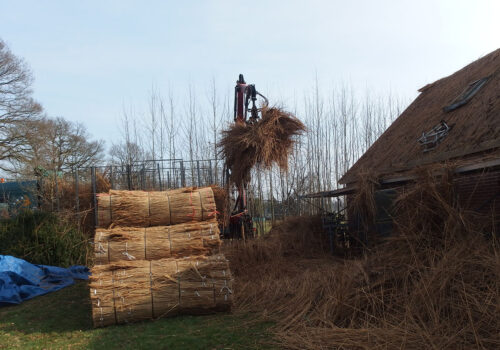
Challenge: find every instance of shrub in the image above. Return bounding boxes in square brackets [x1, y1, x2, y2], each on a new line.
[0, 210, 90, 267]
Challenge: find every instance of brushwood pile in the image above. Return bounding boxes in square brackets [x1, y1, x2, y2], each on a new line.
[90, 186, 233, 327]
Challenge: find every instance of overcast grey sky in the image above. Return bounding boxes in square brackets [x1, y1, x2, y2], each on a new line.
[1, 0, 499, 144]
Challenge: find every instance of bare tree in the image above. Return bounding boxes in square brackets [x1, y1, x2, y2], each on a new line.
[110, 141, 145, 166]
[0, 39, 42, 169]
[207, 77, 226, 182]
[166, 88, 177, 160]
[9, 117, 104, 175]
[114, 103, 147, 164]
[107, 77, 408, 217]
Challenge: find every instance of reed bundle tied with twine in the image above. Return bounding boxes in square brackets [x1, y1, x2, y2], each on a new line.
[96, 187, 216, 228]
[218, 106, 305, 186]
[89, 254, 233, 327]
[210, 185, 229, 228]
[94, 220, 221, 264]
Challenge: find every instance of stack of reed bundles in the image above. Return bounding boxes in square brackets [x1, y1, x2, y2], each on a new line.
[89, 254, 233, 327]
[94, 220, 221, 265]
[91, 186, 233, 327]
[96, 187, 216, 228]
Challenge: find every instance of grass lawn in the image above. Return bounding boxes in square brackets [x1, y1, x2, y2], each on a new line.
[0, 281, 275, 350]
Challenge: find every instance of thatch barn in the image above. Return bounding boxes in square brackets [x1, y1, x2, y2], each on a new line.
[310, 48, 500, 246]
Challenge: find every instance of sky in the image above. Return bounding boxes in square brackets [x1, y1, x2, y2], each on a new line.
[1, 0, 499, 147]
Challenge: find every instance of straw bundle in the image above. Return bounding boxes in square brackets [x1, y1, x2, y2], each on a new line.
[113, 262, 152, 324]
[94, 220, 221, 264]
[89, 254, 233, 327]
[96, 194, 112, 228]
[210, 185, 229, 228]
[150, 259, 180, 318]
[96, 187, 216, 228]
[88, 269, 115, 327]
[219, 106, 305, 185]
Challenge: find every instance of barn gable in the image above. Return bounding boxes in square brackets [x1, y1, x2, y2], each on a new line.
[340, 48, 500, 185]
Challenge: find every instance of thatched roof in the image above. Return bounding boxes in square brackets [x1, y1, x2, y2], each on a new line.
[340, 48, 500, 185]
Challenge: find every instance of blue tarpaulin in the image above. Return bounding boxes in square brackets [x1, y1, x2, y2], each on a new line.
[0, 255, 89, 306]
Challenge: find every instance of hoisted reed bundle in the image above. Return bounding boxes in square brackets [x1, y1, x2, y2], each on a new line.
[219, 106, 305, 186]
[89, 254, 233, 327]
[96, 187, 216, 228]
[94, 220, 221, 264]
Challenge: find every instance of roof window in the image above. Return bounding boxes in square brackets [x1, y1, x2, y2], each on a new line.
[417, 120, 451, 152]
[443, 76, 490, 112]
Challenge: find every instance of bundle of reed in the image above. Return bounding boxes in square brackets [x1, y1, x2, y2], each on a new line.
[96, 187, 216, 228]
[88, 268, 115, 327]
[89, 254, 233, 327]
[94, 220, 221, 264]
[210, 185, 229, 228]
[218, 106, 305, 186]
[96, 193, 112, 228]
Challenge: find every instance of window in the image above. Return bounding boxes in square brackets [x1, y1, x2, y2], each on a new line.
[443, 76, 490, 112]
[417, 120, 451, 152]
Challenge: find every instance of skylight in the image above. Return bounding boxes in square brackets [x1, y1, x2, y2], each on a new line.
[443, 76, 490, 112]
[417, 120, 451, 152]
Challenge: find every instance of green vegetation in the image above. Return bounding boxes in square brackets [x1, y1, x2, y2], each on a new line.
[0, 211, 90, 267]
[0, 281, 274, 350]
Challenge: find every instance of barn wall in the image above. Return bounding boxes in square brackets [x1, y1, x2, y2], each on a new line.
[454, 168, 500, 233]
[345, 167, 500, 242]
[454, 169, 500, 214]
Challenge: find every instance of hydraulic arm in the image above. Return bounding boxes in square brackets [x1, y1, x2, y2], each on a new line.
[228, 74, 268, 239]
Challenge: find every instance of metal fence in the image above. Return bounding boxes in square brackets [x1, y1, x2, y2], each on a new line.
[32, 157, 340, 235]
[76, 158, 224, 192]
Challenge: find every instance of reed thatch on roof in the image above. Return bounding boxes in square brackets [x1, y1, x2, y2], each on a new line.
[89, 254, 233, 327]
[341, 48, 500, 184]
[218, 106, 305, 186]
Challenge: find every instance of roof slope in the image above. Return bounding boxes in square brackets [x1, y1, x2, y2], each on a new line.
[340, 48, 500, 184]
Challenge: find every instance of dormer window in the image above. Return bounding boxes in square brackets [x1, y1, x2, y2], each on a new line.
[443, 76, 490, 112]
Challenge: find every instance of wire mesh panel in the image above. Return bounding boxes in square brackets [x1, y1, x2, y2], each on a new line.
[77, 159, 225, 193]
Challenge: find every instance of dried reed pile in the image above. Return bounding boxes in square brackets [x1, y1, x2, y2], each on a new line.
[40, 171, 110, 233]
[225, 171, 500, 349]
[41, 171, 111, 214]
[94, 220, 220, 264]
[347, 170, 379, 245]
[96, 187, 216, 228]
[219, 107, 305, 185]
[89, 254, 233, 327]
